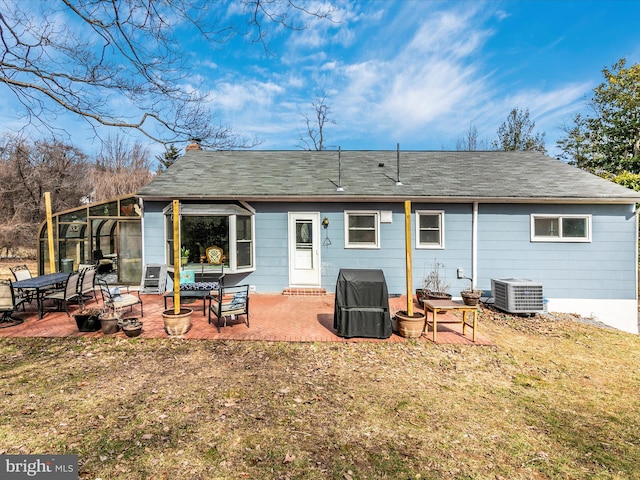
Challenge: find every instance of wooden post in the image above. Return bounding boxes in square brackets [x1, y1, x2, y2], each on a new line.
[405, 200, 413, 316]
[44, 192, 56, 273]
[173, 200, 181, 314]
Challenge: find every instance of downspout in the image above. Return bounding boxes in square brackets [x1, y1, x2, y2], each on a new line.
[472, 201, 478, 289]
[634, 207, 640, 312]
[138, 198, 145, 267]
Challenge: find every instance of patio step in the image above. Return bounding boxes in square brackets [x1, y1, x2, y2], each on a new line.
[282, 287, 327, 296]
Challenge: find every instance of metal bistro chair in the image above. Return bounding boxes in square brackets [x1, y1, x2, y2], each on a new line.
[208, 284, 249, 333]
[98, 279, 143, 317]
[0, 279, 26, 328]
[93, 249, 114, 274]
[44, 271, 81, 316]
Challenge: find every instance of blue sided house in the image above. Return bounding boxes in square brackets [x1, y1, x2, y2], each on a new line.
[136, 148, 640, 334]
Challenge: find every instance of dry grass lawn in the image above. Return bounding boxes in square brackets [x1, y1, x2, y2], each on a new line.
[1, 310, 640, 479]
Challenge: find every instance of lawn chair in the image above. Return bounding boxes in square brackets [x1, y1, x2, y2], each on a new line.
[98, 279, 143, 317]
[0, 279, 26, 328]
[10, 264, 35, 304]
[208, 284, 249, 333]
[44, 272, 81, 316]
[78, 266, 97, 308]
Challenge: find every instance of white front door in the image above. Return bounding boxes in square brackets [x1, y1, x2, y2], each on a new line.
[288, 212, 321, 286]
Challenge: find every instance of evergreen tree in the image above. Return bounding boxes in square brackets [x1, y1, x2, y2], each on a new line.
[557, 58, 640, 174]
[156, 144, 182, 172]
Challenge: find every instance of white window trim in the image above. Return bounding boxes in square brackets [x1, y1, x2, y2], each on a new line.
[164, 204, 256, 273]
[344, 211, 380, 249]
[530, 214, 592, 242]
[416, 210, 445, 249]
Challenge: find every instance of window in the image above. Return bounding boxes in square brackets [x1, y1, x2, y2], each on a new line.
[416, 210, 444, 249]
[531, 214, 591, 242]
[236, 215, 253, 268]
[345, 211, 379, 248]
[165, 204, 255, 272]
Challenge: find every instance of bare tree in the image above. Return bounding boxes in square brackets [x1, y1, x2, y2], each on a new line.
[298, 93, 335, 151]
[0, 1, 332, 148]
[91, 134, 154, 201]
[0, 134, 93, 251]
[455, 123, 489, 151]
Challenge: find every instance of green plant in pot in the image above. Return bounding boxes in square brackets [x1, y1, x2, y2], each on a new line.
[180, 245, 190, 266]
[421, 260, 451, 301]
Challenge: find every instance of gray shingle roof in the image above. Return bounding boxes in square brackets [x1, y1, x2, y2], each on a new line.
[136, 150, 640, 203]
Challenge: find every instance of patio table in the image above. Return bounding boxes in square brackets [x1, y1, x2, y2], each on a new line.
[164, 282, 221, 315]
[423, 299, 479, 343]
[13, 272, 69, 320]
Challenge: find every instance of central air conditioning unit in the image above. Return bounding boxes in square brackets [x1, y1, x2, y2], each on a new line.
[491, 278, 544, 314]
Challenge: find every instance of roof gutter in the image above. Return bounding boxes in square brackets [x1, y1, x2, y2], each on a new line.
[136, 194, 640, 205]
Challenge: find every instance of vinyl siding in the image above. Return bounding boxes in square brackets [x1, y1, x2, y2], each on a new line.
[477, 203, 637, 299]
[141, 200, 637, 302]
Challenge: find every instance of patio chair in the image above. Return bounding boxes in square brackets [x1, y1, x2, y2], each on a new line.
[10, 264, 35, 304]
[10, 264, 32, 281]
[93, 249, 114, 274]
[208, 284, 249, 333]
[43, 271, 81, 316]
[0, 279, 26, 328]
[98, 279, 143, 317]
[78, 266, 97, 308]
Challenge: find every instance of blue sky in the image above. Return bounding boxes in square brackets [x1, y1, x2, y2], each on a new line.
[193, 0, 640, 158]
[4, 1, 640, 160]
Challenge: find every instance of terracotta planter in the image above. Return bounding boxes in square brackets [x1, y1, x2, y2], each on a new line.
[162, 308, 193, 336]
[395, 310, 426, 338]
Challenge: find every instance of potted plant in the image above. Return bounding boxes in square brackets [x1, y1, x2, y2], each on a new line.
[421, 260, 451, 301]
[74, 307, 104, 332]
[180, 246, 190, 266]
[99, 310, 121, 334]
[460, 288, 483, 306]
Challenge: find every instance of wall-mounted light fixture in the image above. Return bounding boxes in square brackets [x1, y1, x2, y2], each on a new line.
[322, 217, 329, 228]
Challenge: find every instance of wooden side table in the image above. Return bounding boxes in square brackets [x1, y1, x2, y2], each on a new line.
[423, 299, 479, 343]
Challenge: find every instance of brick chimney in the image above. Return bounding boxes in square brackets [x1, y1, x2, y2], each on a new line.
[185, 140, 202, 152]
